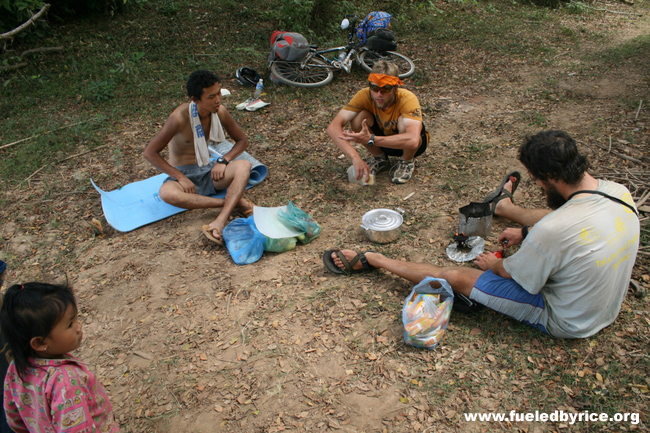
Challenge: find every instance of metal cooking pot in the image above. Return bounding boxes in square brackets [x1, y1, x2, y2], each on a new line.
[458, 201, 492, 238]
[361, 208, 404, 244]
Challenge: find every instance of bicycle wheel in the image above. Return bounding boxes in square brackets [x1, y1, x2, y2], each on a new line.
[270, 57, 335, 88]
[358, 50, 415, 79]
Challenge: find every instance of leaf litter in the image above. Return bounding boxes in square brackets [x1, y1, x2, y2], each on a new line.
[1, 3, 650, 433]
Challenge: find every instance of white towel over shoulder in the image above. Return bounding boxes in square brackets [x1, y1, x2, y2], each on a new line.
[189, 101, 227, 167]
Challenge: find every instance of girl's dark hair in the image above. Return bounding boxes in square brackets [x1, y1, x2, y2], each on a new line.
[0, 282, 76, 380]
[186, 70, 220, 100]
[518, 130, 589, 185]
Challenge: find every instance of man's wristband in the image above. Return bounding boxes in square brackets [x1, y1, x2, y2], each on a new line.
[521, 225, 530, 239]
[216, 157, 229, 165]
[366, 134, 375, 147]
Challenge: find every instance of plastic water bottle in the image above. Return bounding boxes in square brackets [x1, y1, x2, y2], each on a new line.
[338, 51, 347, 62]
[254, 79, 263, 99]
[347, 165, 375, 186]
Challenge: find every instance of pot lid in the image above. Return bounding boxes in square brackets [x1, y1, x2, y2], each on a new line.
[362, 208, 403, 231]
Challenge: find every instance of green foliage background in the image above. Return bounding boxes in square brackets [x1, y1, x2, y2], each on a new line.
[1, 0, 648, 186]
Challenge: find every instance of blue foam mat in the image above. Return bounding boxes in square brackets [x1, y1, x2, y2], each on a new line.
[92, 145, 267, 232]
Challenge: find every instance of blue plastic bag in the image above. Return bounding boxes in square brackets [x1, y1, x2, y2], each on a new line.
[402, 277, 454, 350]
[277, 201, 321, 244]
[222, 216, 265, 265]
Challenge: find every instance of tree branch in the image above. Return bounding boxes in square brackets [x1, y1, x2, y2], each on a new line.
[0, 62, 28, 72]
[0, 47, 63, 72]
[0, 3, 51, 41]
[18, 144, 108, 188]
[0, 120, 93, 150]
[22, 46, 63, 57]
[591, 7, 643, 16]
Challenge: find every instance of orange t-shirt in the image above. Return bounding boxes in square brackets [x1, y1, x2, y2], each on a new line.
[343, 88, 422, 136]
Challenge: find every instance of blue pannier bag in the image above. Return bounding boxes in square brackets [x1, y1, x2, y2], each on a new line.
[356, 11, 392, 46]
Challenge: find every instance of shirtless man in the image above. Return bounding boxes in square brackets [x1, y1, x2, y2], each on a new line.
[143, 70, 254, 244]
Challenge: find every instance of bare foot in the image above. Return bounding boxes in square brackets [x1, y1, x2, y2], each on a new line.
[207, 221, 225, 241]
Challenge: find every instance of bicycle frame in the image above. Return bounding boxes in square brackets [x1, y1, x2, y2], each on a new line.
[311, 46, 357, 73]
[269, 13, 414, 87]
[293, 14, 364, 74]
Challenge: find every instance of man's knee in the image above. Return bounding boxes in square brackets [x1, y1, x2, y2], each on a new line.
[159, 182, 182, 204]
[350, 110, 374, 131]
[438, 268, 480, 296]
[438, 268, 463, 284]
[230, 159, 252, 176]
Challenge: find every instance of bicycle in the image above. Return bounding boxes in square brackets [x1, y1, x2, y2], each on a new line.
[269, 15, 415, 88]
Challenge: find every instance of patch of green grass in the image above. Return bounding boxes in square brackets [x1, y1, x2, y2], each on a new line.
[440, 177, 472, 196]
[85, 79, 117, 102]
[304, 285, 341, 303]
[0, 116, 107, 184]
[592, 33, 650, 66]
[564, 0, 592, 14]
[466, 140, 496, 155]
[517, 110, 548, 127]
[0, 0, 615, 187]
[157, 0, 181, 15]
[403, 0, 581, 59]
[527, 76, 574, 103]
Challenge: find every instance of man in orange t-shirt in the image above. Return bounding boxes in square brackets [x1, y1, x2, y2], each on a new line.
[326, 60, 428, 184]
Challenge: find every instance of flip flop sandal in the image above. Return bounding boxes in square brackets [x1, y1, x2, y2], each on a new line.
[488, 191, 513, 215]
[322, 249, 377, 275]
[235, 198, 255, 218]
[201, 225, 224, 246]
[483, 171, 521, 204]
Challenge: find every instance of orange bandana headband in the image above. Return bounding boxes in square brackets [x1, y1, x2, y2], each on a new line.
[368, 73, 404, 87]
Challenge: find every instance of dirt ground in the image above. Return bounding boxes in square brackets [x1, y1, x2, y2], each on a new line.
[1, 4, 649, 433]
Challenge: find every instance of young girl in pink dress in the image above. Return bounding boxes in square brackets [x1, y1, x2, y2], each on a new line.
[1, 282, 119, 432]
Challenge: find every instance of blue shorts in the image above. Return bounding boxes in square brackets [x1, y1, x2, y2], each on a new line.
[470, 270, 549, 334]
[163, 161, 218, 196]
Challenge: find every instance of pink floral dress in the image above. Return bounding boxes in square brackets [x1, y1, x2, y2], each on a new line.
[3, 356, 119, 432]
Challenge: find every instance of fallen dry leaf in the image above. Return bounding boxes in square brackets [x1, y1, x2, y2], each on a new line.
[91, 218, 103, 234]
